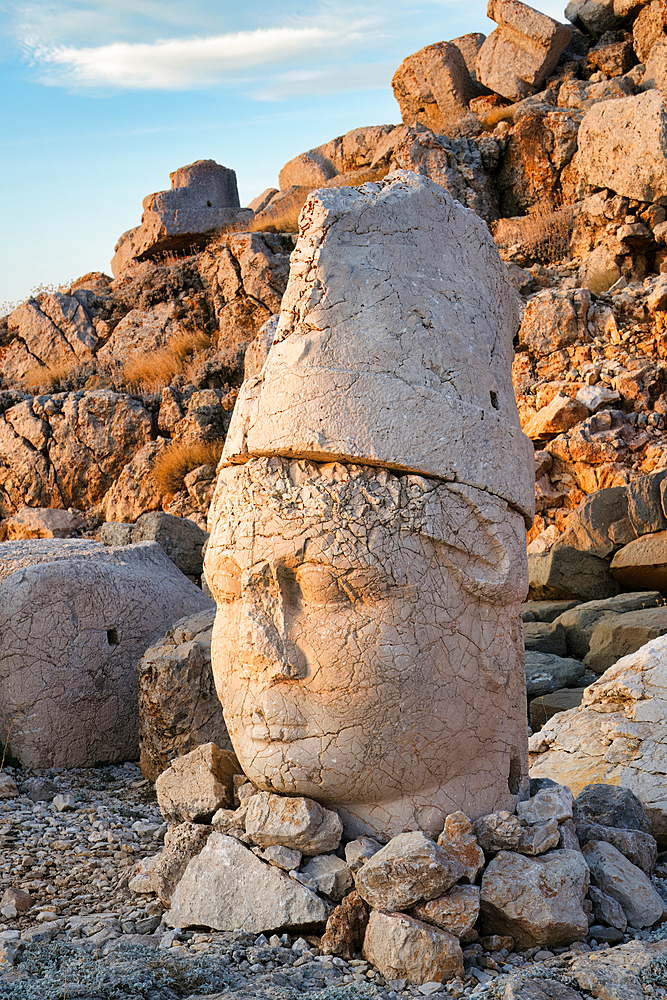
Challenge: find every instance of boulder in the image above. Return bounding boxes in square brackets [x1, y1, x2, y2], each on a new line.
[576, 782, 652, 832]
[102, 512, 208, 578]
[450, 32, 488, 93]
[589, 885, 627, 931]
[582, 840, 664, 927]
[575, 90, 667, 204]
[140, 822, 212, 905]
[518, 290, 592, 359]
[320, 890, 369, 958]
[611, 530, 667, 593]
[480, 850, 590, 947]
[0, 775, 18, 798]
[258, 845, 301, 871]
[436, 811, 485, 882]
[137, 608, 231, 781]
[584, 606, 667, 673]
[529, 634, 667, 843]
[528, 545, 620, 602]
[523, 621, 568, 655]
[552, 591, 664, 659]
[473, 811, 523, 853]
[626, 470, 667, 537]
[522, 600, 580, 622]
[574, 816, 657, 873]
[645, 36, 667, 90]
[556, 486, 633, 559]
[354, 831, 464, 911]
[524, 652, 585, 698]
[155, 742, 240, 824]
[4, 507, 84, 540]
[101, 439, 169, 525]
[345, 838, 381, 872]
[633, 0, 667, 63]
[530, 689, 586, 730]
[411, 884, 480, 939]
[362, 909, 464, 986]
[166, 832, 331, 932]
[300, 855, 354, 901]
[0, 539, 213, 767]
[391, 42, 475, 134]
[111, 160, 252, 275]
[516, 784, 573, 825]
[565, 0, 630, 34]
[477, 0, 572, 101]
[524, 394, 589, 441]
[517, 819, 561, 856]
[245, 792, 343, 854]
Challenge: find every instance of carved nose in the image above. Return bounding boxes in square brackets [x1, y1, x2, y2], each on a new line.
[239, 561, 305, 679]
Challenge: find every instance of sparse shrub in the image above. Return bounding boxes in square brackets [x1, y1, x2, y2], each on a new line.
[153, 439, 224, 495]
[493, 205, 575, 264]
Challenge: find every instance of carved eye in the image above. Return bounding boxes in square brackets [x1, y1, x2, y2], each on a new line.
[211, 558, 241, 604]
[346, 568, 395, 601]
[296, 564, 351, 605]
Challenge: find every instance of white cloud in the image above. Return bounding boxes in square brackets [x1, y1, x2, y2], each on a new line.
[29, 25, 339, 88]
[254, 61, 396, 100]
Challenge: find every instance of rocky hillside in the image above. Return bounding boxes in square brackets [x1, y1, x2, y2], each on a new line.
[2, 0, 667, 553]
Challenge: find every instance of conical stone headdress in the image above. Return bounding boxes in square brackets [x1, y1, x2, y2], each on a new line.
[222, 170, 534, 525]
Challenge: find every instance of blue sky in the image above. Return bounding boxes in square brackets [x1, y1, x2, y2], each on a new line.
[0, 0, 565, 307]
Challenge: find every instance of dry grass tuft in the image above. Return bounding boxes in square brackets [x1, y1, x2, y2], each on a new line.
[22, 359, 80, 393]
[493, 205, 575, 264]
[480, 105, 516, 131]
[153, 439, 225, 495]
[123, 331, 211, 390]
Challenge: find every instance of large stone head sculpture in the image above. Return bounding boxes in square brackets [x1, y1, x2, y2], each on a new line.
[204, 170, 534, 840]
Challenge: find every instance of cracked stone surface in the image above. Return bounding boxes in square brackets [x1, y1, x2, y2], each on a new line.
[0, 539, 213, 768]
[204, 456, 529, 841]
[222, 170, 534, 523]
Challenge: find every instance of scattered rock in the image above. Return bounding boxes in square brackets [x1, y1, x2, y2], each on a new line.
[411, 884, 480, 939]
[480, 849, 590, 947]
[584, 606, 667, 673]
[516, 785, 573, 825]
[155, 742, 240, 824]
[320, 889, 369, 959]
[552, 591, 664, 659]
[611, 530, 667, 592]
[166, 832, 331, 933]
[528, 545, 620, 602]
[244, 793, 343, 854]
[363, 909, 464, 986]
[524, 652, 585, 697]
[437, 812, 485, 882]
[588, 884, 627, 931]
[102, 511, 208, 577]
[5, 506, 84, 540]
[473, 811, 523, 854]
[300, 855, 354, 901]
[141, 822, 212, 906]
[354, 832, 465, 911]
[392, 42, 475, 134]
[583, 840, 664, 927]
[576, 782, 652, 833]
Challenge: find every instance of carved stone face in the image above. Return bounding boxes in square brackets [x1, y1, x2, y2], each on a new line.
[204, 456, 529, 840]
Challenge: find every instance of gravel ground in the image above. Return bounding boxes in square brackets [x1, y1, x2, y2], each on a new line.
[0, 762, 660, 1000]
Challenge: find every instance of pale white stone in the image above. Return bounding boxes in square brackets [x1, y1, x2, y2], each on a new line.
[155, 742, 240, 824]
[166, 832, 331, 933]
[244, 792, 343, 853]
[354, 831, 464, 911]
[516, 785, 573, 825]
[363, 910, 464, 986]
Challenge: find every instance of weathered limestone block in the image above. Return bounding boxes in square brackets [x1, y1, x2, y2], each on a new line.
[411, 884, 480, 938]
[518, 290, 592, 358]
[166, 832, 331, 932]
[611, 531, 667, 592]
[584, 606, 667, 673]
[155, 742, 240, 824]
[524, 652, 585, 697]
[363, 909, 464, 986]
[111, 160, 251, 275]
[5, 507, 83, 540]
[589, 885, 627, 931]
[553, 592, 664, 659]
[354, 832, 464, 911]
[576, 90, 667, 204]
[450, 33, 488, 92]
[0, 540, 212, 767]
[321, 890, 369, 958]
[565, 0, 636, 35]
[480, 850, 590, 947]
[523, 393, 589, 440]
[103, 511, 209, 577]
[583, 840, 664, 926]
[437, 811, 485, 882]
[523, 621, 568, 656]
[391, 42, 475, 134]
[300, 855, 354, 900]
[137, 608, 232, 782]
[575, 815, 657, 873]
[633, 0, 667, 63]
[473, 811, 523, 853]
[557, 487, 634, 559]
[244, 792, 343, 853]
[221, 170, 533, 517]
[529, 635, 667, 842]
[477, 0, 572, 101]
[100, 439, 169, 524]
[516, 785, 573, 824]
[2, 292, 97, 385]
[143, 822, 212, 905]
[497, 110, 581, 217]
[517, 819, 561, 855]
[528, 545, 620, 602]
